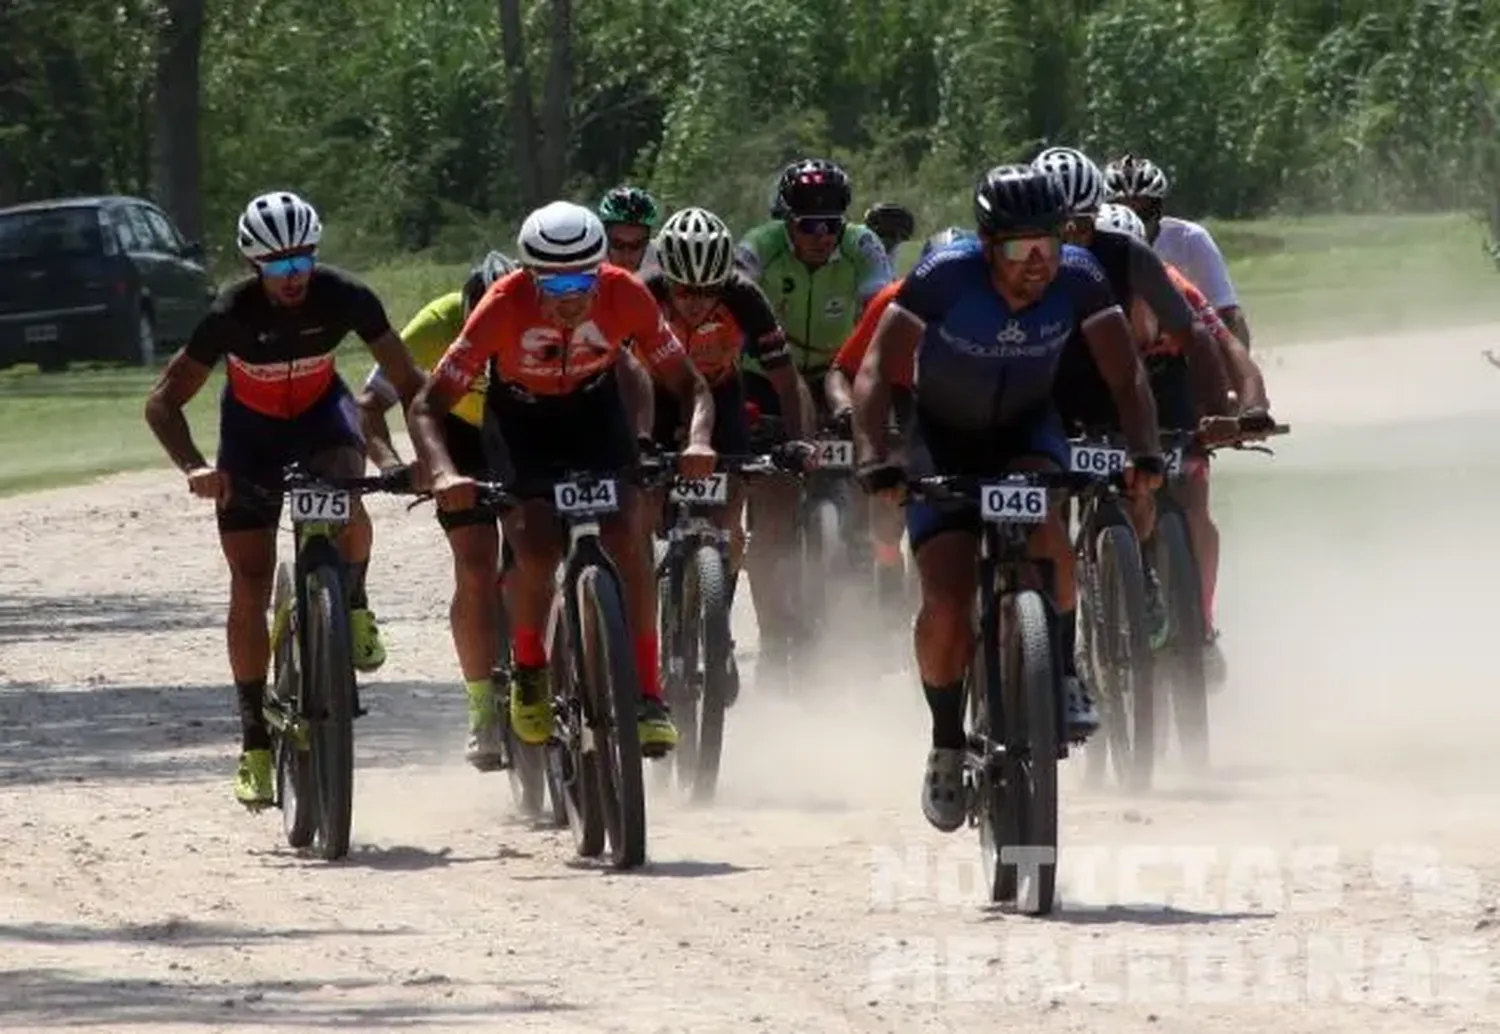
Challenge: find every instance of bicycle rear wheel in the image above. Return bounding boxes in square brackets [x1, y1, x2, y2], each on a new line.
[577, 564, 647, 869]
[303, 563, 356, 861]
[1097, 524, 1155, 791]
[271, 561, 316, 848]
[998, 589, 1059, 915]
[690, 544, 732, 804]
[1153, 509, 1209, 771]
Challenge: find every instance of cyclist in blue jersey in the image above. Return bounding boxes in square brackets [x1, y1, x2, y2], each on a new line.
[852, 165, 1164, 832]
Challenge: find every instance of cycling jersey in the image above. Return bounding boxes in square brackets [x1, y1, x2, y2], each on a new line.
[433, 265, 689, 401]
[642, 270, 790, 386]
[1151, 216, 1238, 311]
[896, 239, 1118, 432]
[1139, 264, 1234, 358]
[185, 265, 392, 419]
[363, 291, 486, 427]
[734, 220, 894, 375]
[832, 278, 912, 388]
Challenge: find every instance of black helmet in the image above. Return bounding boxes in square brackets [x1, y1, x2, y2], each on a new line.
[462, 250, 518, 317]
[919, 226, 975, 261]
[973, 164, 1067, 236]
[776, 159, 852, 218]
[863, 202, 916, 244]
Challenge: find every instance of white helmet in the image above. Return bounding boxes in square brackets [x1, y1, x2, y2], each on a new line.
[237, 191, 321, 259]
[1032, 147, 1105, 214]
[1104, 155, 1170, 201]
[516, 201, 607, 270]
[1095, 202, 1148, 241]
[658, 207, 734, 287]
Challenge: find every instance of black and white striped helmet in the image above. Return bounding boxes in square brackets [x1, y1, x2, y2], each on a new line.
[516, 201, 607, 270]
[1104, 155, 1171, 201]
[1095, 203, 1147, 241]
[658, 207, 734, 287]
[1032, 147, 1105, 215]
[237, 191, 322, 259]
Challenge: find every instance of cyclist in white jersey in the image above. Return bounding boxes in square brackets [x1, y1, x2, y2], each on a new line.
[1104, 155, 1253, 349]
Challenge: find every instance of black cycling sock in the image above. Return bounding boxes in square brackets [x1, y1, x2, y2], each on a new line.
[923, 680, 967, 750]
[236, 679, 271, 752]
[346, 561, 369, 610]
[1059, 609, 1078, 677]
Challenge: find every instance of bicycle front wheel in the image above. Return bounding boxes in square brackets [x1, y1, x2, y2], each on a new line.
[997, 589, 1059, 915]
[1097, 524, 1155, 792]
[1153, 508, 1209, 772]
[577, 564, 647, 870]
[271, 561, 316, 849]
[690, 544, 732, 804]
[304, 563, 356, 862]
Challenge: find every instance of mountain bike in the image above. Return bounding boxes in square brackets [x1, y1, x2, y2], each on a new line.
[646, 451, 787, 803]
[905, 471, 1077, 915]
[1065, 435, 1156, 793]
[467, 467, 652, 870]
[1150, 419, 1290, 773]
[253, 463, 412, 862]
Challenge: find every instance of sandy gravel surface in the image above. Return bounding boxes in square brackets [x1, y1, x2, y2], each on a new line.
[3, 324, 1500, 1032]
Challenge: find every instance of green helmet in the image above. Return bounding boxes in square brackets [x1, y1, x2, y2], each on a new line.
[598, 186, 661, 228]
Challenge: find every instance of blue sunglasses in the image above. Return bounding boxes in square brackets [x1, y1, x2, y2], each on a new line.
[534, 270, 600, 297]
[259, 253, 316, 277]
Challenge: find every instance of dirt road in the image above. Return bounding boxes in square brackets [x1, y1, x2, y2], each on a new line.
[3, 325, 1500, 1032]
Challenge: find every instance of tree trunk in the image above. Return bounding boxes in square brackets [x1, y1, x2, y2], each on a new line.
[151, 0, 205, 242]
[497, 0, 543, 209]
[539, 0, 573, 193]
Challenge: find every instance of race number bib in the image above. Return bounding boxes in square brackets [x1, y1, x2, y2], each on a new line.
[287, 488, 351, 524]
[814, 440, 854, 470]
[1068, 444, 1127, 477]
[1165, 447, 1185, 476]
[669, 473, 729, 505]
[553, 478, 619, 515]
[979, 483, 1047, 524]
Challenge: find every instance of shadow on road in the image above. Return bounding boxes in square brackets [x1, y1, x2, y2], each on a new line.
[0, 917, 417, 947]
[0, 592, 221, 644]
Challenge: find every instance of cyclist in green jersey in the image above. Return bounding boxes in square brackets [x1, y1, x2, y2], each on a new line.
[733, 158, 895, 686]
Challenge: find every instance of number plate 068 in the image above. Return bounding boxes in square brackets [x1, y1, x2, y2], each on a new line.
[979, 483, 1047, 524]
[288, 488, 351, 524]
[553, 478, 619, 515]
[1068, 444, 1127, 476]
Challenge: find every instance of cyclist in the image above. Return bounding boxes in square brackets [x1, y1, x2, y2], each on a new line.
[850, 165, 1164, 832]
[1095, 201, 1276, 681]
[826, 227, 973, 602]
[599, 185, 663, 277]
[643, 207, 810, 597]
[734, 158, 895, 680]
[143, 190, 425, 807]
[863, 202, 917, 264]
[408, 201, 718, 758]
[1103, 154, 1253, 349]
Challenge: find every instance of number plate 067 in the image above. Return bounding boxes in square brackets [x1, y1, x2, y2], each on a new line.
[979, 484, 1047, 524]
[288, 488, 351, 524]
[553, 478, 619, 515]
[669, 472, 728, 505]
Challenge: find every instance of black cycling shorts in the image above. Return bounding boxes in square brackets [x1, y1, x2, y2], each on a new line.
[215, 378, 364, 534]
[743, 367, 835, 441]
[484, 369, 637, 501]
[651, 375, 750, 457]
[437, 412, 500, 533]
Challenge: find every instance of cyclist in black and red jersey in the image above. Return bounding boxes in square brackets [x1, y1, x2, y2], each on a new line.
[144, 191, 425, 809]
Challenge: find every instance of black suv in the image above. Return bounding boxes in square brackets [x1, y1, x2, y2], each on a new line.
[0, 195, 217, 371]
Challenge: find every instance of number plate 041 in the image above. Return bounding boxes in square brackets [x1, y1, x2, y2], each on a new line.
[288, 488, 351, 524]
[979, 483, 1047, 524]
[815, 440, 854, 469]
[553, 478, 619, 515]
[669, 472, 728, 505]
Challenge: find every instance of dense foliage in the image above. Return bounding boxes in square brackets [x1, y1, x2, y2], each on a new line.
[3, 0, 1498, 262]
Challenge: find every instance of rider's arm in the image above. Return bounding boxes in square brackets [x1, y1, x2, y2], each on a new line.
[144, 308, 228, 473]
[1176, 221, 1250, 349]
[626, 277, 713, 451]
[415, 292, 503, 482]
[355, 373, 403, 471]
[849, 224, 896, 313]
[852, 305, 919, 464]
[830, 278, 898, 417]
[1062, 251, 1160, 459]
[1214, 320, 1269, 411]
[1127, 238, 1233, 415]
[617, 347, 655, 439]
[336, 273, 425, 407]
[725, 275, 806, 439]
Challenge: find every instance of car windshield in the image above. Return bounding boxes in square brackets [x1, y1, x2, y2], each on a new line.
[0, 208, 104, 261]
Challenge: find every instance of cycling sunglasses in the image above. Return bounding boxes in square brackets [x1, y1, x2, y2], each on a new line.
[995, 235, 1061, 262]
[258, 253, 316, 277]
[668, 281, 720, 300]
[533, 270, 600, 297]
[791, 216, 844, 237]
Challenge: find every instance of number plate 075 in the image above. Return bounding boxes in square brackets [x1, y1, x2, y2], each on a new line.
[553, 478, 619, 515]
[979, 483, 1047, 524]
[288, 488, 351, 524]
[815, 440, 854, 469]
[669, 472, 728, 505]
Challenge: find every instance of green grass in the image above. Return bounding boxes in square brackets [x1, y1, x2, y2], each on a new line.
[1, 212, 1496, 495]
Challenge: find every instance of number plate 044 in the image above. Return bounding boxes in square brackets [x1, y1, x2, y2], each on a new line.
[553, 478, 620, 515]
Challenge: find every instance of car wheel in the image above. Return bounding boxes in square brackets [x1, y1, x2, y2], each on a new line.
[137, 311, 156, 367]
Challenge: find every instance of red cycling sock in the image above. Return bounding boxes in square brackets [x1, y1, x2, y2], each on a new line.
[514, 628, 546, 669]
[634, 634, 661, 700]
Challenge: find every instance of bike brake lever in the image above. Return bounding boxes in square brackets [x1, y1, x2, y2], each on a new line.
[405, 493, 434, 512]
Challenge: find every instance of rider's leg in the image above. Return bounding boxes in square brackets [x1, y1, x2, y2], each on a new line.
[1173, 456, 1217, 633]
[441, 504, 502, 766]
[215, 506, 278, 806]
[499, 499, 565, 745]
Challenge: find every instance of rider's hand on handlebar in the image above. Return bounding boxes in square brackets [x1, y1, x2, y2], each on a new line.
[831, 407, 854, 438]
[186, 466, 228, 504]
[772, 439, 817, 474]
[677, 441, 717, 480]
[1237, 407, 1277, 438]
[857, 460, 905, 502]
[1124, 459, 1164, 498]
[432, 469, 477, 512]
[1197, 414, 1242, 446]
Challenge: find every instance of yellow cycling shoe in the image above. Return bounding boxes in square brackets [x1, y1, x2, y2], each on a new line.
[638, 697, 678, 759]
[350, 608, 387, 673]
[509, 667, 555, 746]
[234, 749, 274, 809]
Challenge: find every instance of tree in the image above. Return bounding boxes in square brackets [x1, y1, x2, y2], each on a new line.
[151, 0, 206, 241]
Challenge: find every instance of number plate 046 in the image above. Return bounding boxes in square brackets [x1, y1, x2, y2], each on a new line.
[553, 478, 619, 515]
[669, 472, 728, 505]
[979, 483, 1047, 524]
[288, 488, 351, 524]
